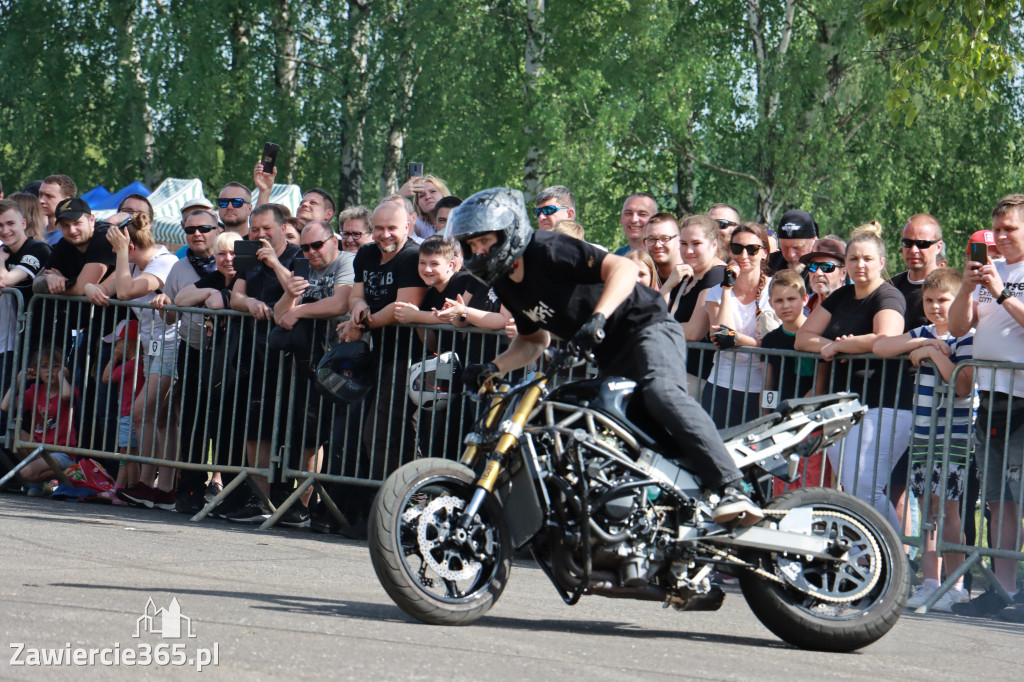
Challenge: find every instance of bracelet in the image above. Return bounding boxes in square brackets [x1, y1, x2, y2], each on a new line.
[997, 287, 1013, 305]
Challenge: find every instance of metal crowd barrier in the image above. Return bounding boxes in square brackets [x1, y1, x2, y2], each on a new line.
[2, 289, 1022, 595]
[0, 288, 26, 476]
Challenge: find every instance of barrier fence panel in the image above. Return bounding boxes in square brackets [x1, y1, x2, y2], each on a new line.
[0, 288, 26, 481]
[3, 288, 1023, 594]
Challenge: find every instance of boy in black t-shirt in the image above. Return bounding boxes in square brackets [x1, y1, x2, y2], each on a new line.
[761, 270, 816, 406]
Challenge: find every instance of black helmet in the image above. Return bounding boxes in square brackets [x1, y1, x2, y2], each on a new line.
[445, 187, 532, 286]
[315, 341, 375, 403]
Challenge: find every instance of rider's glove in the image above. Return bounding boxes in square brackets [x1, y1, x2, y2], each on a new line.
[569, 313, 607, 358]
[710, 324, 737, 351]
[463, 361, 501, 391]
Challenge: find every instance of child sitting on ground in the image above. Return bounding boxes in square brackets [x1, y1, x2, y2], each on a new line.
[874, 267, 975, 611]
[761, 270, 827, 491]
[0, 347, 79, 495]
[101, 320, 145, 491]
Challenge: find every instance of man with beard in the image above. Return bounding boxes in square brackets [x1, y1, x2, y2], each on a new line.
[217, 182, 253, 237]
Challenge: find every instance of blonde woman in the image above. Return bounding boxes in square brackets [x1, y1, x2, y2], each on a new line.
[701, 223, 772, 428]
[795, 231, 908, 528]
[626, 249, 658, 289]
[400, 173, 451, 239]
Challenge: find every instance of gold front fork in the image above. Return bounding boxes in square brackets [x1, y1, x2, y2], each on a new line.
[461, 379, 547, 493]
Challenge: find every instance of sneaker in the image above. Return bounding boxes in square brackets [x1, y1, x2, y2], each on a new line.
[997, 603, 1024, 623]
[204, 480, 223, 503]
[150, 488, 176, 511]
[931, 586, 970, 612]
[278, 504, 310, 529]
[26, 483, 47, 498]
[311, 514, 342, 534]
[950, 589, 1009, 618]
[906, 582, 940, 609]
[118, 482, 157, 508]
[174, 489, 206, 515]
[711, 487, 764, 526]
[227, 498, 271, 524]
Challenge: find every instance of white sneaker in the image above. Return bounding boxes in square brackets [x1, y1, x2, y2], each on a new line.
[906, 582, 940, 608]
[931, 586, 971, 612]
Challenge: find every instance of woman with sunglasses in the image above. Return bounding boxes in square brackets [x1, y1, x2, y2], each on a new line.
[701, 223, 773, 428]
[796, 231, 909, 529]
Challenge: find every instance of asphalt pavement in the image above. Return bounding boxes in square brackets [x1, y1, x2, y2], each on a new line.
[1, 494, 1020, 681]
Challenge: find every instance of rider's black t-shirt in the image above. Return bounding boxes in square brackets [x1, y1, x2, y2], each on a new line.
[492, 230, 669, 366]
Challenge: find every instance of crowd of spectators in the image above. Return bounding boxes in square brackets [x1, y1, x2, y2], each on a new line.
[0, 167, 1022, 622]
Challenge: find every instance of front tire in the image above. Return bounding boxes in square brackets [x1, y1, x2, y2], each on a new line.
[368, 458, 511, 625]
[739, 487, 909, 652]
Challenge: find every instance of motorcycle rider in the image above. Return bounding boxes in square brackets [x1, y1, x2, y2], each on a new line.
[448, 188, 762, 525]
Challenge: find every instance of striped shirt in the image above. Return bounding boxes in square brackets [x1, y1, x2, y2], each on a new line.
[908, 324, 975, 441]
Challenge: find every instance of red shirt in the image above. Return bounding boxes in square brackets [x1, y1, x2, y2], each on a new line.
[110, 358, 145, 417]
[23, 384, 79, 448]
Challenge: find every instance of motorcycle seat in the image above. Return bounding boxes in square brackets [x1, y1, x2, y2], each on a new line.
[775, 392, 856, 418]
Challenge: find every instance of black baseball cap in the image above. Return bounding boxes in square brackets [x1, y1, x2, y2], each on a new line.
[776, 209, 818, 240]
[55, 197, 92, 222]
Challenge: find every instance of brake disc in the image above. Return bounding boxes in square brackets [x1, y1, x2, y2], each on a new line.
[416, 495, 481, 582]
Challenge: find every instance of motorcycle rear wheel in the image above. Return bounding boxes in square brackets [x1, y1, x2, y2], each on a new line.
[738, 487, 909, 652]
[368, 458, 511, 625]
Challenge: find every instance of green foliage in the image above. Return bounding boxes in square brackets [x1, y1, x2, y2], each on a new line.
[0, 0, 1021, 270]
[863, 0, 1022, 125]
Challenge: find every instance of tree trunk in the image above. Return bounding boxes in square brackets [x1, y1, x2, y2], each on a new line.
[522, 0, 545, 202]
[338, 0, 372, 207]
[273, 0, 300, 183]
[121, 2, 157, 186]
[380, 53, 421, 197]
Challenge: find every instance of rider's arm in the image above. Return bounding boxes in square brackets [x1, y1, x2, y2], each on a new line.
[592, 253, 639, 319]
[492, 329, 550, 374]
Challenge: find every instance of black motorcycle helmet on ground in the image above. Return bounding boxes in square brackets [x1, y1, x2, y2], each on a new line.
[316, 340, 375, 403]
[445, 187, 533, 287]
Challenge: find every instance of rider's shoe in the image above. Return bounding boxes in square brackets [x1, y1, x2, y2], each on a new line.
[711, 487, 764, 526]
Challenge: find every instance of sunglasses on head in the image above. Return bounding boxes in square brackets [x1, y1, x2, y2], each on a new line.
[300, 238, 332, 252]
[217, 198, 249, 209]
[901, 238, 939, 250]
[535, 205, 571, 217]
[730, 242, 762, 256]
[183, 224, 218, 235]
[807, 261, 839, 273]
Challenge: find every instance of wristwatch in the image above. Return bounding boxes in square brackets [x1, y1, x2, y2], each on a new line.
[459, 311, 468, 322]
[997, 287, 1013, 305]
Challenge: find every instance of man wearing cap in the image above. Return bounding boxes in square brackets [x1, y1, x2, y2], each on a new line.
[798, 236, 847, 314]
[614, 192, 658, 255]
[181, 197, 214, 226]
[534, 185, 576, 231]
[32, 197, 116, 296]
[769, 209, 819, 273]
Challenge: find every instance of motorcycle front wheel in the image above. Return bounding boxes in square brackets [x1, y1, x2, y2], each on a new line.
[738, 487, 909, 652]
[368, 458, 511, 625]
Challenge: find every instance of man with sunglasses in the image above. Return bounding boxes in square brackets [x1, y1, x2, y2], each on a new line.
[708, 203, 742, 244]
[534, 185, 576, 232]
[798, 237, 847, 314]
[893, 214, 944, 330]
[274, 220, 353, 331]
[217, 182, 253, 236]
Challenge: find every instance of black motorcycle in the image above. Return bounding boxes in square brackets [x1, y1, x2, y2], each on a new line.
[368, 350, 908, 652]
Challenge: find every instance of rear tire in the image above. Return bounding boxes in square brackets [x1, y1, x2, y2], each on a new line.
[739, 487, 909, 652]
[368, 458, 511, 625]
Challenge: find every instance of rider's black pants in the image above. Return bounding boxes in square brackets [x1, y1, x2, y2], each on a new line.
[606, 319, 742, 491]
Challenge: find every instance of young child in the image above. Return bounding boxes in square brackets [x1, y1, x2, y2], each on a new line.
[1, 347, 79, 495]
[101, 320, 145, 490]
[761, 270, 827, 492]
[761, 270, 816, 405]
[874, 267, 974, 611]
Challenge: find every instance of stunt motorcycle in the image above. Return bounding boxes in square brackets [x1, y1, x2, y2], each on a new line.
[368, 350, 908, 652]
